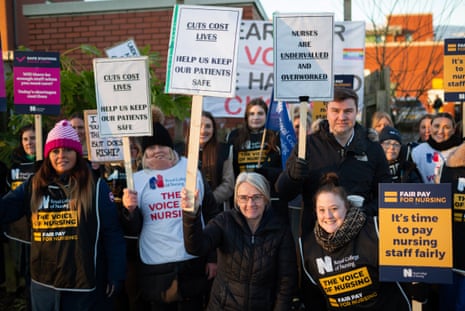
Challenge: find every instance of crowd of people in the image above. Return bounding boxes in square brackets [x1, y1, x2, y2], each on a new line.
[0, 87, 464, 311]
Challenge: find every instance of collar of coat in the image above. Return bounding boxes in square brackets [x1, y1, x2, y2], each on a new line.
[318, 120, 371, 155]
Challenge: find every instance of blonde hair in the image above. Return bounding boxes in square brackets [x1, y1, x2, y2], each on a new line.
[371, 111, 393, 129]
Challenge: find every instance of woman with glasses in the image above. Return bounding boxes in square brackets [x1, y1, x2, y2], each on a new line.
[181, 172, 297, 310]
[379, 126, 421, 183]
[412, 112, 462, 184]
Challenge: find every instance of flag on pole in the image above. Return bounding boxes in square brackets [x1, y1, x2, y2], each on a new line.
[265, 93, 297, 168]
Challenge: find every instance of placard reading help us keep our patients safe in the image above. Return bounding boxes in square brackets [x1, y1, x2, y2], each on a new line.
[165, 5, 242, 97]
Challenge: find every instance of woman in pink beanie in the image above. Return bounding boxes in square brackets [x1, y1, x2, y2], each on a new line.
[0, 120, 126, 311]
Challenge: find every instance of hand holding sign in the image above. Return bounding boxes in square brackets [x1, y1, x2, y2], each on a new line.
[165, 5, 242, 211]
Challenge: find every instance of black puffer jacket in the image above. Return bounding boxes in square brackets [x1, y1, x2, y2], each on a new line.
[183, 207, 297, 311]
[276, 121, 391, 236]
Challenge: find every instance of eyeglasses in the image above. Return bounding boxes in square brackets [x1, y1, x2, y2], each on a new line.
[382, 141, 401, 149]
[237, 194, 264, 204]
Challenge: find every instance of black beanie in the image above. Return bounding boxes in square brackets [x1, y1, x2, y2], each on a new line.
[141, 122, 174, 152]
[379, 126, 402, 144]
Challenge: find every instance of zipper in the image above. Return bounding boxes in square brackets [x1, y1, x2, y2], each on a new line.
[251, 235, 255, 244]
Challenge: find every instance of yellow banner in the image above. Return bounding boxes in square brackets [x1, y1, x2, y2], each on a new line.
[379, 208, 452, 267]
[33, 210, 78, 229]
[319, 266, 372, 295]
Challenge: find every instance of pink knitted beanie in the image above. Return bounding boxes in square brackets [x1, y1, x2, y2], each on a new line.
[44, 120, 83, 158]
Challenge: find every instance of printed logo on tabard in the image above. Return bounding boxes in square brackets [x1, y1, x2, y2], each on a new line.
[149, 175, 165, 189]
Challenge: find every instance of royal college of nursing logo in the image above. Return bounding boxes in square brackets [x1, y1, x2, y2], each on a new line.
[149, 175, 165, 189]
[403, 268, 413, 278]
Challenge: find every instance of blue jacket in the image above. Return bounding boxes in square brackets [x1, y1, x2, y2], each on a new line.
[0, 177, 126, 291]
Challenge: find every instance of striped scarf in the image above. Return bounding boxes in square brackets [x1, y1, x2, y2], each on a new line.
[314, 205, 367, 253]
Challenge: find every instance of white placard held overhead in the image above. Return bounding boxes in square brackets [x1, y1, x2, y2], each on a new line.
[93, 56, 152, 137]
[105, 38, 140, 58]
[273, 13, 334, 102]
[165, 5, 242, 97]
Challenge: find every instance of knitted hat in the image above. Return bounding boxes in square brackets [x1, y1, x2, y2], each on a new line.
[379, 126, 402, 144]
[141, 122, 174, 152]
[44, 120, 83, 158]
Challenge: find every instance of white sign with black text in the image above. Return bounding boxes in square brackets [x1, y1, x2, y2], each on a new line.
[105, 39, 140, 58]
[165, 5, 242, 97]
[84, 110, 124, 163]
[273, 13, 334, 102]
[93, 56, 152, 137]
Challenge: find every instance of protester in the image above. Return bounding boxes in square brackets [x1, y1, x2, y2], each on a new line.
[70, 111, 101, 177]
[379, 126, 422, 183]
[371, 111, 394, 135]
[416, 114, 433, 143]
[187, 111, 234, 211]
[226, 98, 285, 217]
[0, 120, 126, 311]
[277, 87, 391, 225]
[4, 124, 41, 309]
[432, 94, 443, 115]
[70, 112, 88, 158]
[0, 160, 8, 289]
[105, 137, 142, 311]
[181, 172, 297, 310]
[300, 172, 411, 310]
[293, 108, 312, 137]
[227, 98, 281, 177]
[437, 142, 465, 311]
[276, 87, 391, 310]
[412, 112, 461, 184]
[121, 122, 219, 310]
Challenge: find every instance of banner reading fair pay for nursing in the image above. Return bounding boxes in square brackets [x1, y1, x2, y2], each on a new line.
[379, 183, 453, 284]
[273, 13, 334, 102]
[93, 57, 152, 137]
[165, 5, 242, 97]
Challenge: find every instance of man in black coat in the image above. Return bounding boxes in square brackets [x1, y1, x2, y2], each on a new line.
[275, 87, 392, 310]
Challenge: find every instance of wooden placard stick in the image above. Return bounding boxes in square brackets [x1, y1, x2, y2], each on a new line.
[184, 95, 203, 212]
[35, 114, 43, 161]
[298, 96, 309, 159]
[257, 128, 268, 168]
[122, 136, 134, 191]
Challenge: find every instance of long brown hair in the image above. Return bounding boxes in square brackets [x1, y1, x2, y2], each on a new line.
[31, 155, 94, 217]
[200, 111, 220, 188]
[234, 98, 278, 152]
[185, 111, 221, 188]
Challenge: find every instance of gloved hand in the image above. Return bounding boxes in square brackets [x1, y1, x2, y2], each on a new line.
[288, 158, 309, 181]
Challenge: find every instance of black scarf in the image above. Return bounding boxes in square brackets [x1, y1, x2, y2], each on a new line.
[427, 135, 462, 151]
[314, 205, 367, 253]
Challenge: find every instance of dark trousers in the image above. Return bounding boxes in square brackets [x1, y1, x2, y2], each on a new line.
[134, 257, 207, 311]
[30, 281, 95, 311]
